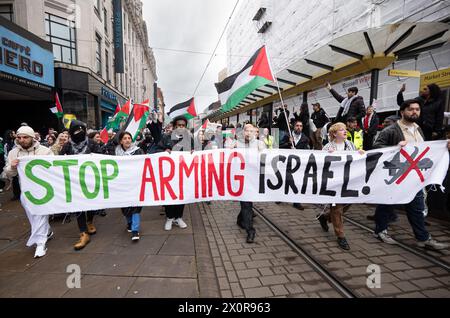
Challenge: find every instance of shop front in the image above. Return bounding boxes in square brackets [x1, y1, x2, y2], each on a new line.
[55, 67, 126, 129]
[0, 16, 55, 135]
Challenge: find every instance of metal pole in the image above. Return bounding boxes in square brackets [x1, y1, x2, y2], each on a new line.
[370, 69, 379, 105]
[303, 91, 308, 104]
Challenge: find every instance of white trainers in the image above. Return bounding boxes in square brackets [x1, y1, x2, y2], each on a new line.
[47, 230, 54, 241]
[174, 218, 188, 229]
[376, 230, 397, 245]
[34, 244, 47, 258]
[164, 218, 174, 231]
[417, 237, 448, 250]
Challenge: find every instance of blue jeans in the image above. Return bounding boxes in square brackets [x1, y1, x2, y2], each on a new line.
[126, 213, 140, 232]
[375, 191, 429, 242]
[122, 207, 142, 232]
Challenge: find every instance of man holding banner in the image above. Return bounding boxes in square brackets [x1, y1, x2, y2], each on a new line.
[373, 99, 449, 250]
[157, 116, 193, 231]
[235, 123, 266, 244]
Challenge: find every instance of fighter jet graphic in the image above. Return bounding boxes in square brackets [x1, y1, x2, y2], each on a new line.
[383, 147, 433, 185]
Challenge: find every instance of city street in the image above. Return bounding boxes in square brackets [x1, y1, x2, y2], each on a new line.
[1, 189, 449, 298]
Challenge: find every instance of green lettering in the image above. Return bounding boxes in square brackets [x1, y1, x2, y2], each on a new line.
[79, 161, 101, 199]
[100, 160, 119, 199]
[24, 160, 54, 205]
[53, 160, 78, 203]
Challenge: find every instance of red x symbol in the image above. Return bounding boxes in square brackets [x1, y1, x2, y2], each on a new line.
[395, 147, 430, 185]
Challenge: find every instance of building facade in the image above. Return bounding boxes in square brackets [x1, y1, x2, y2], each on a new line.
[220, 0, 450, 125]
[0, 0, 157, 130]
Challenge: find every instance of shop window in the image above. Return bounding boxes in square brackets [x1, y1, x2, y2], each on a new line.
[104, 8, 108, 35]
[105, 50, 110, 82]
[0, 4, 13, 21]
[95, 33, 102, 75]
[45, 13, 77, 64]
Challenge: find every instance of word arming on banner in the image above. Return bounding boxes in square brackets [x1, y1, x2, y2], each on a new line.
[17, 141, 449, 215]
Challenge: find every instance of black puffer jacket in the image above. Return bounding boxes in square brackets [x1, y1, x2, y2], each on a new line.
[311, 108, 329, 128]
[156, 130, 194, 152]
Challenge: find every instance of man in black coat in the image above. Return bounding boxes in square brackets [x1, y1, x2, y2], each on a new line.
[326, 82, 366, 124]
[372, 99, 449, 251]
[60, 120, 103, 251]
[288, 120, 309, 210]
[157, 116, 193, 232]
[311, 102, 330, 150]
[397, 83, 445, 141]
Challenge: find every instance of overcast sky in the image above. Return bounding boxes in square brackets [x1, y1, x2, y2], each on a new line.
[142, 0, 240, 115]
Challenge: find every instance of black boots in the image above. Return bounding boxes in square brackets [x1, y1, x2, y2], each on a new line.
[246, 231, 255, 244]
[337, 237, 350, 250]
[317, 214, 329, 232]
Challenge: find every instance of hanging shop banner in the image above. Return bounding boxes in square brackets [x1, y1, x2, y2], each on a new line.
[17, 141, 449, 215]
[388, 69, 421, 78]
[112, 0, 124, 73]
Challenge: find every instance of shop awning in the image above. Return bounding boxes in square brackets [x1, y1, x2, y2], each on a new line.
[209, 22, 450, 121]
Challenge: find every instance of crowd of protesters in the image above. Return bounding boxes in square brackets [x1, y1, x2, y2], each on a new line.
[1, 82, 449, 258]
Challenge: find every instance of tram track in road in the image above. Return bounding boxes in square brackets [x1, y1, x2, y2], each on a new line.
[252, 205, 358, 298]
[253, 203, 450, 298]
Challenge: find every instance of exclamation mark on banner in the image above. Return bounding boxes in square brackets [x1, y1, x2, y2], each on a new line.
[362, 152, 383, 195]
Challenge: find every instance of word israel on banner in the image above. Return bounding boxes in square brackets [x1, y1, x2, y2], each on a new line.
[17, 141, 449, 216]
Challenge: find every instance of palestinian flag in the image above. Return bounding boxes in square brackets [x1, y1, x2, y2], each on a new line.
[167, 98, 197, 120]
[99, 127, 109, 144]
[50, 92, 64, 118]
[215, 46, 274, 112]
[122, 100, 150, 141]
[115, 100, 132, 126]
[202, 119, 210, 130]
[105, 102, 122, 130]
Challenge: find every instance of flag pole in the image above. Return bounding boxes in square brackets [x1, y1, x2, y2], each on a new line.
[265, 47, 295, 149]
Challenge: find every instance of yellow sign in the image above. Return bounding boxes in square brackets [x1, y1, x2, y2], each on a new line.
[63, 114, 77, 129]
[388, 69, 421, 78]
[420, 67, 450, 89]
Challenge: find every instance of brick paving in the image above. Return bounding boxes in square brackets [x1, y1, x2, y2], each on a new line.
[0, 191, 219, 298]
[1, 186, 450, 298]
[199, 201, 342, 298]
[249, 202, 450, 298]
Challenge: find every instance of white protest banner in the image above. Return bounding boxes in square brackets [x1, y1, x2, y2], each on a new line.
[17, 141, 449, 216]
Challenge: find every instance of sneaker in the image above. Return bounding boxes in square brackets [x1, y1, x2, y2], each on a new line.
[174, 218, 187, 229]
[376, 230, 396, 245]
[164, 218, 174, 231]
[126, 223, 132, 233]
[317, 214, 329, 232]
[47, 230, 54, 241]
[337, 237, 350, 250]
[131, 231, 140, 241]
[417, 238, 448, 250]
[34, 244, 47, 258]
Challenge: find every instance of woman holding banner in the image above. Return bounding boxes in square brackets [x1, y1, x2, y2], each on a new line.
[115, 131, 145, 241]
[319, 122, 364, 251]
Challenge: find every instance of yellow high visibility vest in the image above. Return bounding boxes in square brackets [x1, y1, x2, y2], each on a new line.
[347, 129, 363, 150]
[263, 135, 274, 149]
